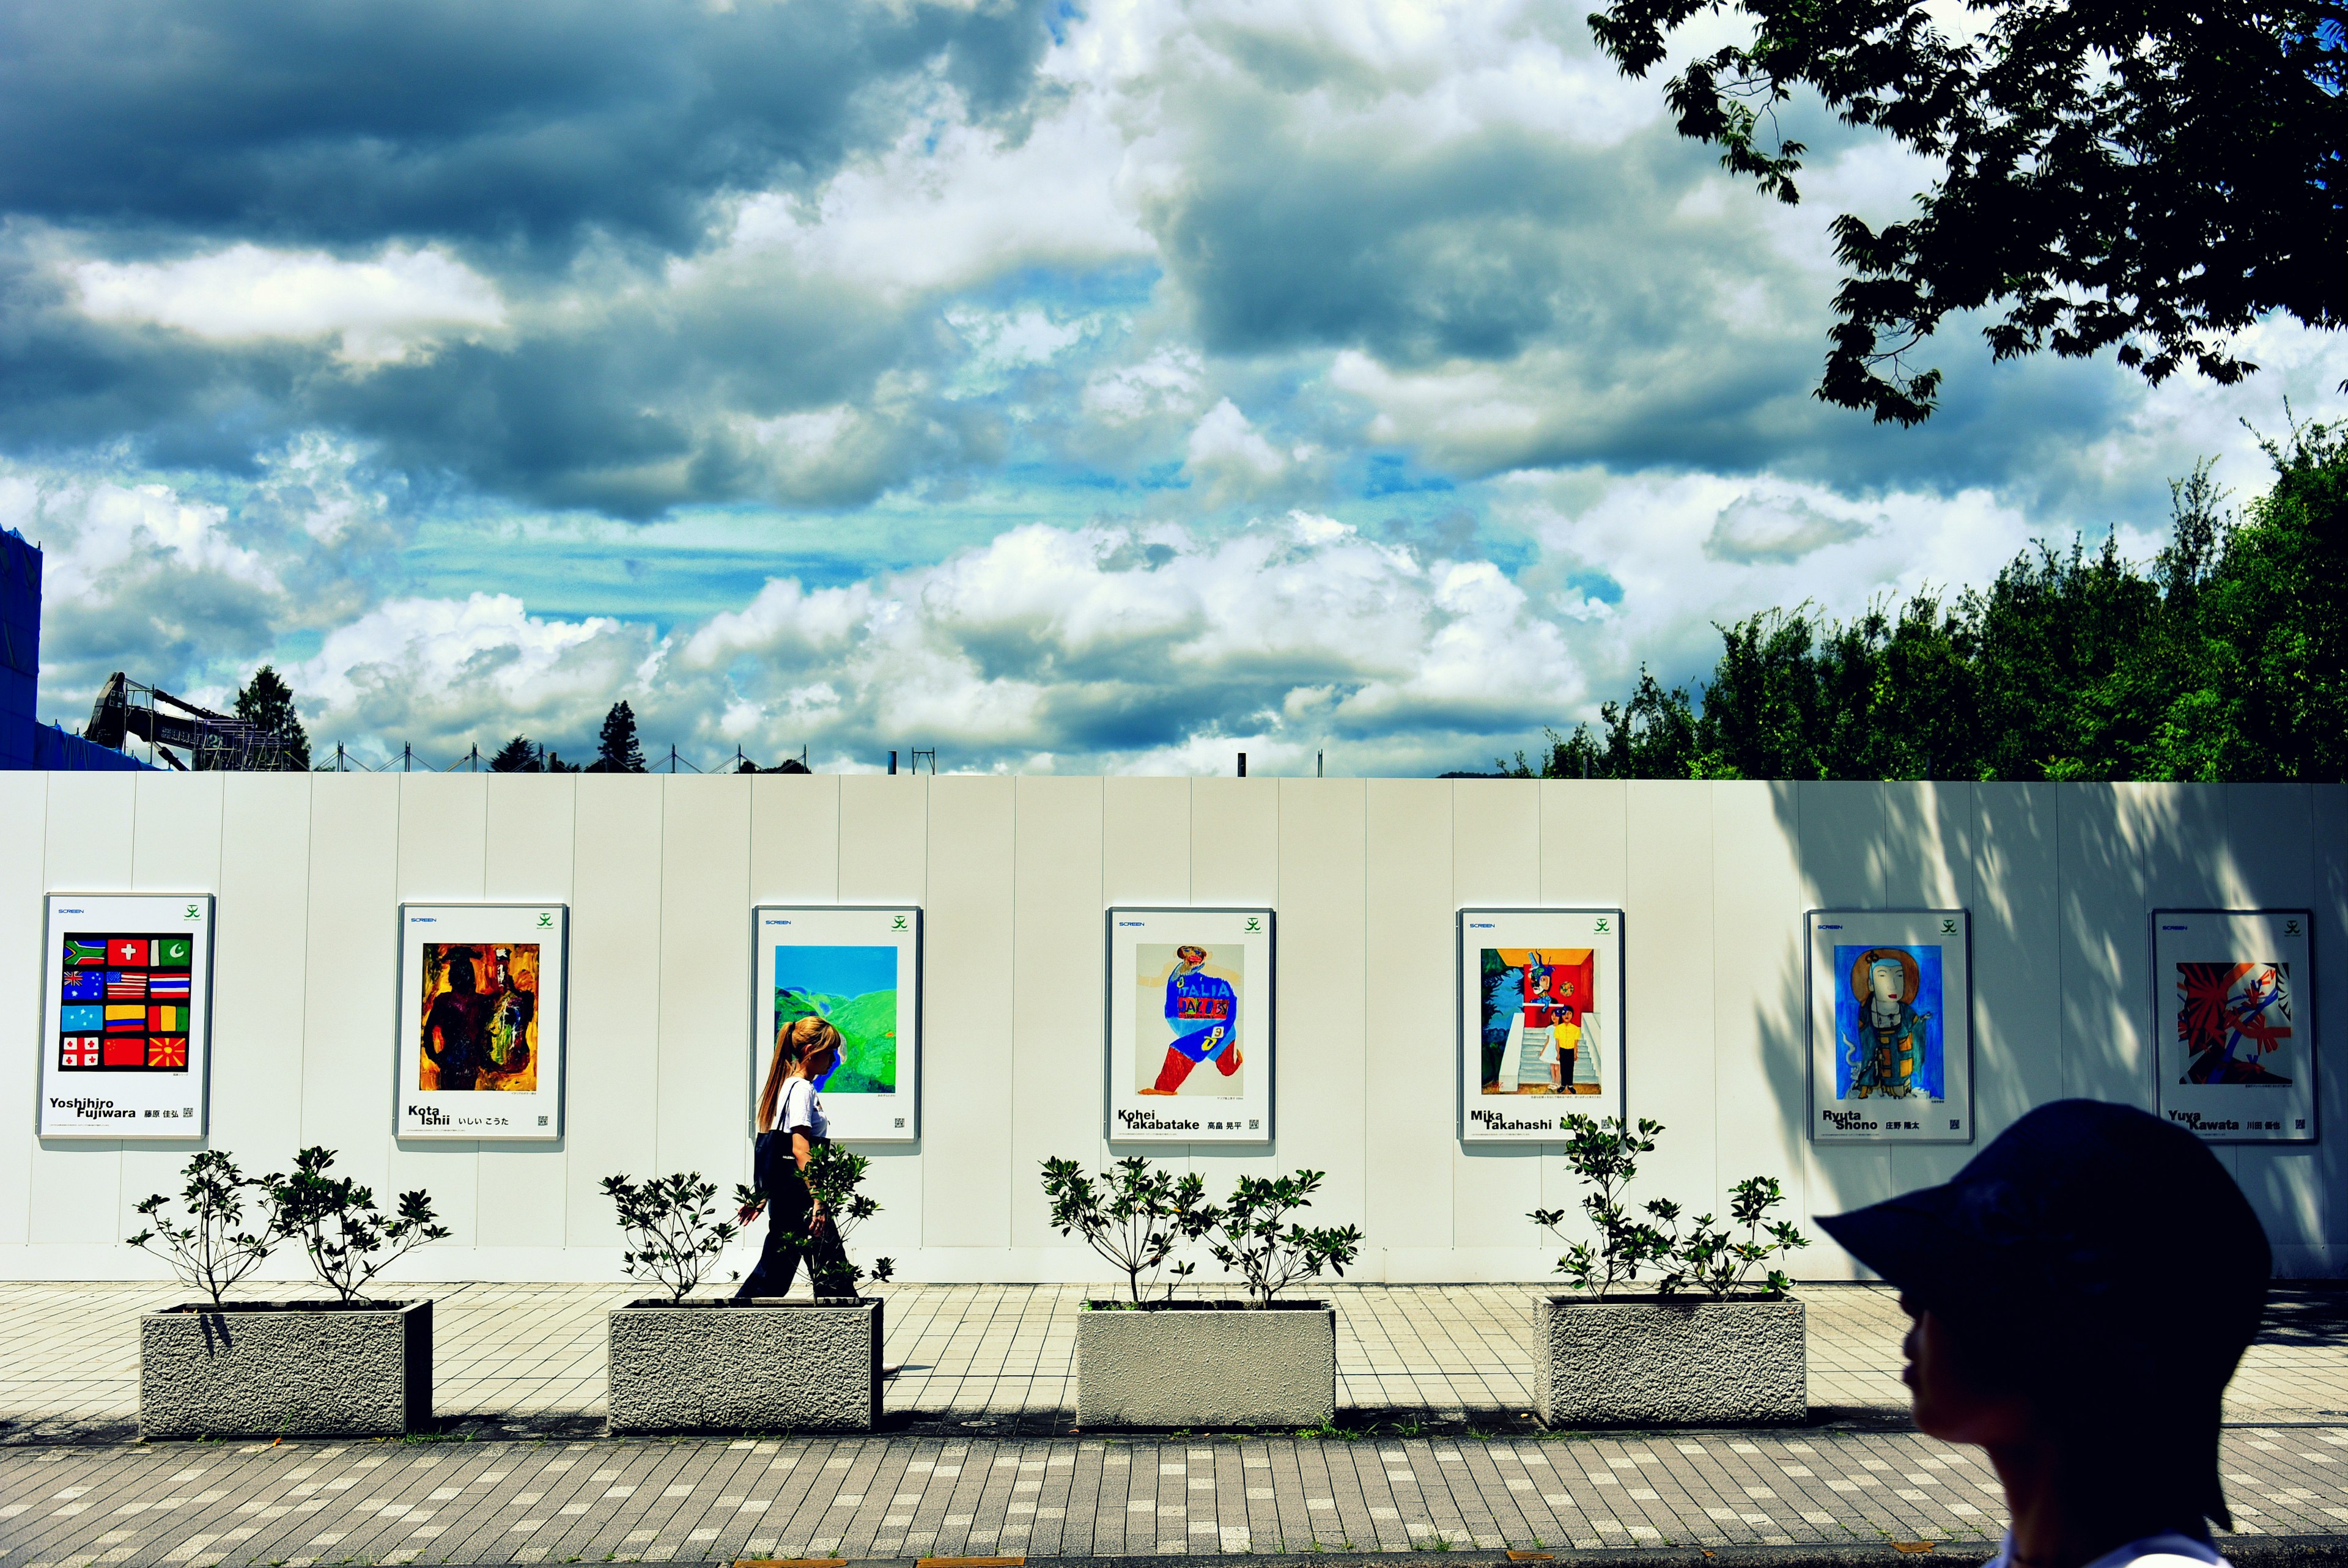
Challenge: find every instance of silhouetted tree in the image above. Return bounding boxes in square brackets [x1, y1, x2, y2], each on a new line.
[1589, 0, 2348, 424]
[490, 735, 541, 773]
[595, 702, 646, 773]
[231, 666, 310, 770]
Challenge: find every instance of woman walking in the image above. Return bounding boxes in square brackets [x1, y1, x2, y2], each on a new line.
[736, 1015, 855, 1299]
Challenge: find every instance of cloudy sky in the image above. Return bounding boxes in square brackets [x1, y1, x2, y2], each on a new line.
[4, 0, 2341, 775]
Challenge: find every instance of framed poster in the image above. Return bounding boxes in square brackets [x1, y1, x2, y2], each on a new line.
[1456, 908, 1623, 1141]
[1105, 907, 1272, 1144]
[1807, 909, 1973, 1143]
[751, 906, 920, 1144]
[394, 904, 566, 1140]
[2153, 908, 2315, 1143]
[40, 893, 213, 1138]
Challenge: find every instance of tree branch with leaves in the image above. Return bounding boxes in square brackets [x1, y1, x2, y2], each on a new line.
[1589, 0, 2348, 424]
[271, 1146, 451, 1303]
[127, 1150, 290, 1307]
[1203, 1169, 1364, 1308]
[604, 1171, 740, 1303]
[1042, 1155, 1212, 1303]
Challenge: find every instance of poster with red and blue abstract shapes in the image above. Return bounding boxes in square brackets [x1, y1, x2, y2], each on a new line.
[41, 893, 212, 1137]
[2155, 910, 2316, 1144]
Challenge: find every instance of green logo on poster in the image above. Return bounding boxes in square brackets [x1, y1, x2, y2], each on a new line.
[1941, 918, 1958, 933]
[183, 904, 201, 921]
[1244, 917, 1261, 932]
[537, 912, 553, 928]
[1594, 917, 1611, 933]
[892, 916, 908, 931]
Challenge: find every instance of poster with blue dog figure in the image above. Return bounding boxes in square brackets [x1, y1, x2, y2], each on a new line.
[1808, 910, 1972, 1143]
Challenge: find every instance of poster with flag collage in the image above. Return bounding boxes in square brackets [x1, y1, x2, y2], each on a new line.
[39, 893, 213, 1137]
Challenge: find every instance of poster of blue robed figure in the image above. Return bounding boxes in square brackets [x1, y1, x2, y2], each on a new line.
[1832, 942, 1945, 1102]
[1807, 910, 1972, 1144]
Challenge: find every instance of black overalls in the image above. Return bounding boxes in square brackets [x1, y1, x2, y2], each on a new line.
[736, 1122, 854, 1298]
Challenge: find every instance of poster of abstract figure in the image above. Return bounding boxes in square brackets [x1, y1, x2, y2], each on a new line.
[41, 893, 215, 1138]
[753, 907, 919, 1143]
[1456, 909, 1623, 1142]
[1807, 910, 1973, 1143]
[1134, 943, 1244, 1097]
[418, 943, 540, 1093]
[394, 905, 567, 1140]
[1106, 908, 1272, 1144]
[2153, 909, 2314, 1143]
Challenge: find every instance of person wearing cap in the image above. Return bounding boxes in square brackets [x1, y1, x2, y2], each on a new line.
[1820, 1099, 2270, 1568]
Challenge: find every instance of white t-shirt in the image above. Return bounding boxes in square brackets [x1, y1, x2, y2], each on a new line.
[1984, 1531, 2224, 1568]
[776, 1077, 829, 1140]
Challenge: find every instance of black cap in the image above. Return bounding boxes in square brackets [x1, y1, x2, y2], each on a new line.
[1820, 1099, 2270, 1397]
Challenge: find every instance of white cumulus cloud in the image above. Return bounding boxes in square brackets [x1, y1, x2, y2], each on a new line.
[72, 244, 506, 365]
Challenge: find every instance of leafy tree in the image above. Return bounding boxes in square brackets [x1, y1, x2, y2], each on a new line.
[1505, 421, 2347, 782]
[1589, 0, 2348, 424]
[127, 1150, 290, 1306]
[602, 1171, 740, 1303]
[270, 1146, 449, 1303]
[1201, 1169, 1364, 1308]
[1531, 1117, 1807, 1298]
[1041, 1155, 1211, 1303]
[490, 735, 541, 773]
[231, 664, 311, 770]
[595, 701, 646, 773]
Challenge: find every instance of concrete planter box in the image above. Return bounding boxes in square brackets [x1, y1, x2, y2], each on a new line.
[607, 1297, 882, 1434]
[1536, 1294, 1805, 1427]
[1077, 1300, 1335, 1428]
[139, 1299, 432, 1439]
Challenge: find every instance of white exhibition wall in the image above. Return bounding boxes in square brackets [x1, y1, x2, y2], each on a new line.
[3, 771, 2343, 1283]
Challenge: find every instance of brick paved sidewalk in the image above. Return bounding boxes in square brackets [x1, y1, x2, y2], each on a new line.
[7, 1283, 2348, 1566]
[7, 1425, 2348, 1567]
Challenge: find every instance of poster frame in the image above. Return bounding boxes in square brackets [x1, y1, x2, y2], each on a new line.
[2149, 907, 2317, 1145]
[1455, 907, 1625, 1143]
[748, 904, 922, 1144]
[1805, 907, 1974, 1144]
[393, 902, 569, 1141]
[38, 891, 216, 1139]
[1102, 906, 1275, 1146]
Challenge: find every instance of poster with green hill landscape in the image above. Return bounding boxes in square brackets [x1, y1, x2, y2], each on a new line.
[774, 944, 898, 1095]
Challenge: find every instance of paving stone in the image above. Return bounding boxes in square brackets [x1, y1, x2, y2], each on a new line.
[7, 1281, 2348, 1561]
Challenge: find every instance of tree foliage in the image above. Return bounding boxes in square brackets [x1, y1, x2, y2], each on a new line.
[270, 1146, 449, 1303]
[594, 701, 646, 773]
[1587, 0, 2348, 423]
[1203, 1169, 1365, 1308]
[490, 735, 542, 773]
[1531, 1116, 1808, 1298]
[1041, 1155, 1211, 1303]
[1507, 421, 2348, 781]
[127, 1150, 289, 1307]
[231, 664, 311, 770]
[602, 1170, 739, 1303]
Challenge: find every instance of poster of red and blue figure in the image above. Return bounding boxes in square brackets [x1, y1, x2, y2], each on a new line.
[40, 893, 213, 1137]
[1807, 910, 1973, 1143]
[394, 904, 567, 1140]
[1106, 908, 1272, 1144]
[752, 906, 919, 1143]
[2154, 910, 2314, 1143]
[1456, 909, 1623, 1143]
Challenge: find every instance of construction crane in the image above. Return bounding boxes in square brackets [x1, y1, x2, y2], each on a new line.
[83, 672, 303, 771]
